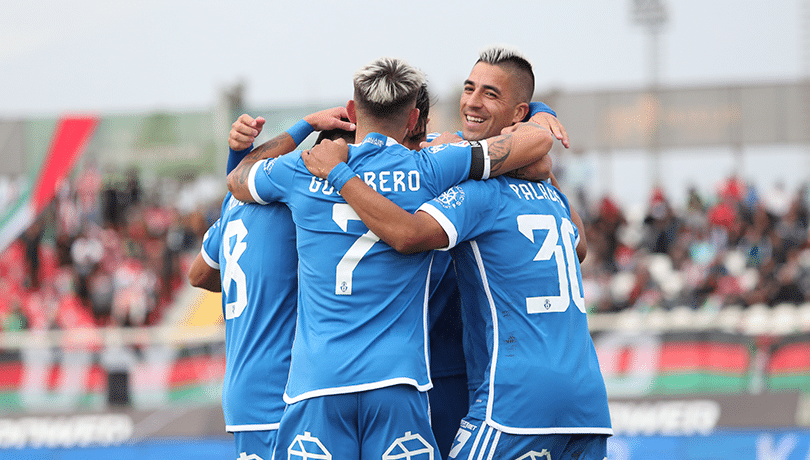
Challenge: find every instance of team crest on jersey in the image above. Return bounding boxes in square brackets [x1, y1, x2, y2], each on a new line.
[383, 431, 434, 460]
[435, 186, 465, 209]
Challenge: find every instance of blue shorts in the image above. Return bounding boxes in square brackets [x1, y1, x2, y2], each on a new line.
[274, 385, 439, 460]
[233, 429, 277, 460]
[449, 417, 608, 460]
[428, 374, 469, 459]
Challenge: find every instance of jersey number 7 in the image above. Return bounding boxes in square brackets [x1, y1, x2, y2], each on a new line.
[332, 204, 381, 295]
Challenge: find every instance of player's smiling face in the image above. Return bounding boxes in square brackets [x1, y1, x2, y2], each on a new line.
[459, 62, 522, 141]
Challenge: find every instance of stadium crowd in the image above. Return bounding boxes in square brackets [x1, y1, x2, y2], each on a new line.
[0, 164, 213, 331]
[578, 175, 810, 313]
[1, 158, 808, 333]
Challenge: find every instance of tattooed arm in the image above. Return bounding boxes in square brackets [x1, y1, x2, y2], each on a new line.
[227, 106, 356, 203]
[484, 122, 554, 178]
[302, 139, 447, 254]
[227, 132, 292, 203]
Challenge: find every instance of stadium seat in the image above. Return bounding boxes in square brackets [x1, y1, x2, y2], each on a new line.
[770, 303, 798, 335]
[741, 303, 770, 336]
[668, 305, 695, 329]
[644, 307, 669, 331]
[716, 304, 743, 332]
[796, 302, 810, 332]
[615, 308, 643, 331]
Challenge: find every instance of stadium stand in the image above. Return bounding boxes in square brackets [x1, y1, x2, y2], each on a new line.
[1, 164, 220, 333]
[2, 158, 809, 334]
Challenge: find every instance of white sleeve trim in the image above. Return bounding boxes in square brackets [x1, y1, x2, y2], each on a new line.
[418, 203, 458, 250]
[200, 247, 219, 270]
[248, 161, 269, 205]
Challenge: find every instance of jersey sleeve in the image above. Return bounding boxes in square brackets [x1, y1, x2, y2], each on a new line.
[201, 218, 223, 269]
[417, 180, 499, 250]
[247, 153, 299, 205]
[419, 140, 491, 196]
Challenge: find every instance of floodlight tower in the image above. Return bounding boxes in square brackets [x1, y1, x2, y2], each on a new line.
[631, 0, 668, 186]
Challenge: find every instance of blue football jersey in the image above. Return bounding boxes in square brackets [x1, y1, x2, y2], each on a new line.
[426, 252, 465, 378]
[247, 132, 491, 403]
[200, 193, 298, 431]
[419, 177, 612, 435]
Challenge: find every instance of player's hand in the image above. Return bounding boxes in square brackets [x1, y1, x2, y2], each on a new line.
[229, 114, 266, 150]
[507, 152, 552, 182]
[419, 132, 462, 149]
[528, 112, 569, 149]
[500, 121, 545, 135]
[304, 107, 356, 133]
[303, 138, 349, 179]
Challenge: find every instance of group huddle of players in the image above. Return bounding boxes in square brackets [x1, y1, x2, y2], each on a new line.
[189, 46, 611, 460]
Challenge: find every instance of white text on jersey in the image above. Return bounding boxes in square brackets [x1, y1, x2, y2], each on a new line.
[509, 182, 560, 204]
[363, 170, 421, 192]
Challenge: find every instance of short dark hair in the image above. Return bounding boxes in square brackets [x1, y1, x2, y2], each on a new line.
[478, 46, 535, 103]
[405, 83, 430, 146]
[353, 57, 425, 120]
[316, 118, 355, 145]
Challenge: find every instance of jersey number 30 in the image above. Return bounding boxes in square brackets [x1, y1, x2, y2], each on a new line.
[517, 214, 585, 313]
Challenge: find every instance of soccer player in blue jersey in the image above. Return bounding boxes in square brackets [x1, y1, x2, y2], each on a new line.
[302, 140, 610, 460]
[412, 48, 585, 436]
[301, 49, 609, 460]
[421, 48, 573, 457]
[227, 79, 563, 459]
[226, 56, 554, 460]
[188, 107, 354, 460]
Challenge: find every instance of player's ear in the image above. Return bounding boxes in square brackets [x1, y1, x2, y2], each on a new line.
[512, 102, 530, 124]
[347, 100, 357, 124]
[406, 107, 420, 132]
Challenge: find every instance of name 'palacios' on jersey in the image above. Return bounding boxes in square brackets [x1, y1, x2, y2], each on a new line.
[509, 181, 561, 204]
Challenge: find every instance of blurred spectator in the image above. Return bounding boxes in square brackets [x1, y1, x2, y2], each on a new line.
[21, 217, 43, 290]
[578, 174, 810, 313]
[2, 163, 223, 331]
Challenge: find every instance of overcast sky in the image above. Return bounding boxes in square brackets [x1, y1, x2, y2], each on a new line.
[1, 0, 805, 117]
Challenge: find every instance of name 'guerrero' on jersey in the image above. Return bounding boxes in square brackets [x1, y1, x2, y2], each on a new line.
[307, 170, 423, 196]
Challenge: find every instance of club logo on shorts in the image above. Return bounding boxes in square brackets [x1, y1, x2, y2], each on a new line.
[435, 186, 465, 209]
[516, 449, 551, 460]
[288, 432, 331, 460]
[238, 453, 264, 460]
[383, 431, 434, 460]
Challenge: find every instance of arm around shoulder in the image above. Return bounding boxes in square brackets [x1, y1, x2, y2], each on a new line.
[485, 122, 554, 178]
[338, 177, 449, 254]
